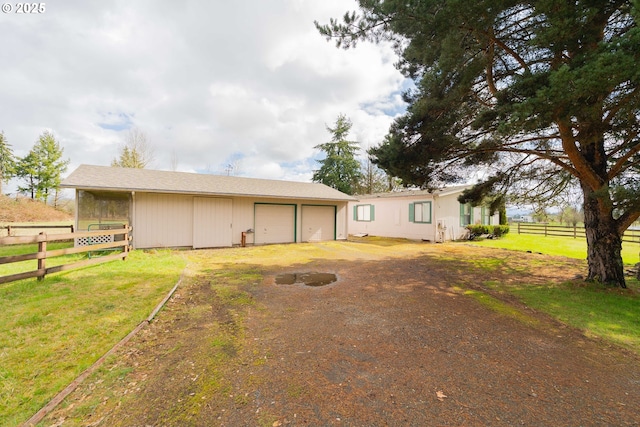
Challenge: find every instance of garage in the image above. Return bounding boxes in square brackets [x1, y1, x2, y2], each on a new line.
[254, 204, 296, 244]
[301, 205, 336, 242]
[63, 165, 354, 248]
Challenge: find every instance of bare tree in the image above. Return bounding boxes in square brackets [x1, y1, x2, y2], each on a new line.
[111, 128, 154, 168]
[170, 149, 179, 171]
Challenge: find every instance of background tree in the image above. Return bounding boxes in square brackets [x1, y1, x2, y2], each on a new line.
[112, 128, 154, 168]
[312, 114, 362, 195]
[0, 131, 16, 195]
[560, 205, 584, 227]
[16, 131, 69, 203]
[318, 1, 640, 287]
[356, 157, 395, 194]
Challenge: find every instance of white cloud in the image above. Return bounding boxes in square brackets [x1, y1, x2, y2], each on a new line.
[0, 0, 408, 193]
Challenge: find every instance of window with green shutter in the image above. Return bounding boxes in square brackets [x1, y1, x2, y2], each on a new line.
[409, 201, 432, 224]
[460, 203, 473, 226]
[354, 204, 375, 222]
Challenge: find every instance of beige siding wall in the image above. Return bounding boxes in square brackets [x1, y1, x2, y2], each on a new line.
[349, 192, 500, 242]
[132, 193, 349, 248]
[134, 193, 194, 248]
[350, 196, 437, 241]
[433, 193, 465, 241]
[231, 198, 257, 245]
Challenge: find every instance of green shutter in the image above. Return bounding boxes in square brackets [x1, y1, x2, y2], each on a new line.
[353, 205, 358, 220]
[481, 206, 486, 225]
[427, 202, 432, 223]
[470, 204, 474, 224]
[459, 203, 464, 226]
[370, 204, 375, 221]
[409, 203, 414, 222]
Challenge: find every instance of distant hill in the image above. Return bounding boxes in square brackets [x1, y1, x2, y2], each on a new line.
[0, 195, 73, 223]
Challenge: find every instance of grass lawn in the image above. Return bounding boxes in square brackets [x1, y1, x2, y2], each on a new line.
[0, 249, 186, 426]
[463, 232, 640, 353]
[467, 232, 639, 265]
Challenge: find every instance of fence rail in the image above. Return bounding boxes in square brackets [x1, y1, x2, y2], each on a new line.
[0, 226, 131, 285]
[1, 224, 74, 237]
[516, 223, 640, 244]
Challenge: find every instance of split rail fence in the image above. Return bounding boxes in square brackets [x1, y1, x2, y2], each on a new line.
[0, 226, 131, 285]
[515, 222, 640, 244]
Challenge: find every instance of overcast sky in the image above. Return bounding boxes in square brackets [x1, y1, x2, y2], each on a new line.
[0, 0, 408, 193]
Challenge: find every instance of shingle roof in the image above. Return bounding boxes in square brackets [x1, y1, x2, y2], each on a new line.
[354, 184, 471, 200]
[61, 165, 356, 201]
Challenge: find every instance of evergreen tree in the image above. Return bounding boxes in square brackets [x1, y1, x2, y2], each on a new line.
[0, 131, 16, 195]
[312, 114, 362, 195]
[318, 1, 640, 287]
[16, 131, 69, 202]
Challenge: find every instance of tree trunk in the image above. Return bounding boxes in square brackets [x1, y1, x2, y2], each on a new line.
[582, 184, 626, 288]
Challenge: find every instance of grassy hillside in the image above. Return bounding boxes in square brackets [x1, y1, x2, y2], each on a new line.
[0, 195, 73, 223]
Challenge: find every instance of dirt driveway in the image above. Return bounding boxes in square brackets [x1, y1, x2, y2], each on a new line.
[44, 240, 640, 426]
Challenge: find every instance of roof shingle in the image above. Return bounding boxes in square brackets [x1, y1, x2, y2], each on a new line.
[61, 165, 356, 201]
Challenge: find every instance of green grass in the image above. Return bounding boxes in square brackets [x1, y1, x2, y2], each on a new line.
[462, 234, 640, 352]
[0, 249, 186, 426]
[483, 279, 640, 352]
[467, 232, 639, 265]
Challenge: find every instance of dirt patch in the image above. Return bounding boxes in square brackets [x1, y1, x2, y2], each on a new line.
[42, 242, 640, 426]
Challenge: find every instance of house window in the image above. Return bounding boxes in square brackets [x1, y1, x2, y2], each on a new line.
[354, 204, 375, 222]
[481, 207, 492, 225]
[409, 201, 432, 224]
[460, 203, 473, 226]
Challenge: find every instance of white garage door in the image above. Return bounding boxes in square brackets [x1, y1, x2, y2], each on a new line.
[254, 204, 295, 244]
[301, 205, 335, 242]
[193, 197, 232, 248]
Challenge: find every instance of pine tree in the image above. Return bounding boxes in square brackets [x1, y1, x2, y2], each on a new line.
[318, 1, 640, 287]
[16, 131, 69, 202]
[0, 131, 16, 195]
[312, 114, 362, 195]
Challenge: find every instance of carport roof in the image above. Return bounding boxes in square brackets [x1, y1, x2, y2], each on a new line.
[61, 164, 356, 201]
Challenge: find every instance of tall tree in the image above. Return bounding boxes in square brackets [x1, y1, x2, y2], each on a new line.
[312, 114, 363, 195]
[16, 131, 69, 202]
[356, 157, 399, 194]
[0, 131, 16, 195]
[317, 1, 640, 287]
[112, 128, 154, 168]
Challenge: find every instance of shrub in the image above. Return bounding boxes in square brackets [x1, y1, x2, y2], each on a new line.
[492, 225, 510, 237]
[467, 225, 490, 235]
[466, 224, 510, 238]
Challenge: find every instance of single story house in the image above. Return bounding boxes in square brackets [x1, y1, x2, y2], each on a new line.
[348, 186, 500, 242]
[61, 165, 355, 249]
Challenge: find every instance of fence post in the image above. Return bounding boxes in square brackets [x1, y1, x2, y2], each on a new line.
[518, 222, 521, 234]
[123, 225, 130, 259]
[544, 223, 547, 237]
[574, 225, 577, 239]
[37, 232, 47, 281]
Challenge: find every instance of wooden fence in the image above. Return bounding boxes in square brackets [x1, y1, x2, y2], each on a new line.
[1, 224, 75, 237]
[516, 222, 640, 244]
[0, 226, 131, 285]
